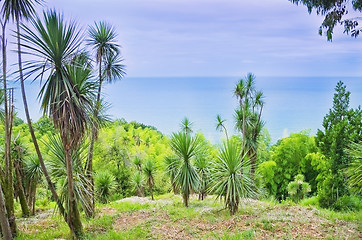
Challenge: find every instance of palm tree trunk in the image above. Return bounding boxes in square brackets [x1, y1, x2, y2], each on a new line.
[2, 21, 17, 237]
[183, 193, 189, 207]
[14, 161, 30, 217]
[0, 183, 12, 240]
[27, 179, 37, 215]
[249, 147, 257, 180]
[85, 61, 103, 218]
[16, 20, 68, 223]
[149, 184, 154, 200]
[65, 145, 83, 239]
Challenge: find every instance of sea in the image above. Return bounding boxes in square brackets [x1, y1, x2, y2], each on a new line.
[13, 76, 362, 144]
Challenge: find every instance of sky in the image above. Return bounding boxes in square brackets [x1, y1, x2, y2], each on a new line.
[38, 0, 362, 77]
[6, 0, 362, 143]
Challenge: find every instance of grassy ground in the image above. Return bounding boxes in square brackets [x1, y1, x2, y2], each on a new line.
[15, 194, 361, 239]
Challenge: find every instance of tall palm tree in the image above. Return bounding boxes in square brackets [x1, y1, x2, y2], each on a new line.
[210, 141, 255, 215]
[3, 0, 70, 229]
[0, 90, 10, 240]
[20, 10, 92, 239]
[170, 131, 202, 207]
[234, 73, 264, 179]
[1, 1, 41, 234]
[86, 21, 125, 217]
[0, 18, 17, 236]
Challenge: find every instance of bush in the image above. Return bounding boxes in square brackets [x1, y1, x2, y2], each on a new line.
[332, 195, 362, 212]
[287, 174, 311, 202]
[300, 196, 319, 207]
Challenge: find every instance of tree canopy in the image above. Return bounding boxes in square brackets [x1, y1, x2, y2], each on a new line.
[290, 0, 362, 40]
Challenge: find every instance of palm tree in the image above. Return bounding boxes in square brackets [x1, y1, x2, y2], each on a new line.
[20, 10, 92, 238]
[132, 171, 145, 197]
[210, 141, 255, 215]
[216, 114, 229, 141]
[1, 1, 41, 234]
[170, 131, 202, 207]
[234, 73, 264, 179]
[24, 155, 42, 215]
[143, 159, 156, 200]
[86, 21, 125, 217]
[95, 171, 116, 203]
[194, 155, 210, 200]
[0, 18, 17, 236]
[12, 134, 30, 217]
[180, 117, 193, 135]
[44, 134, 92, 216]
[164, 156, 181, 194]
[0, 89, 10, 240]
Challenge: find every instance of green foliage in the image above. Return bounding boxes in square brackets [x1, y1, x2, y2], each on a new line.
[332, 195, 362, 212]
[316, 81, 362, 207]
[93, 120, 171, 197]
[300, 196, 319, 207]
[95, 171, 117, 203]
[269, 131, 319, 199]
[290, 0, 362, 40]
[210, 141, 255, 215]
[287, 174, 311, 202]
[257, 160, 277, 196]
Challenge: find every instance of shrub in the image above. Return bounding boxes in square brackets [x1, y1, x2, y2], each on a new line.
[287, 174, 311, 202]
[332, 195, 362, 212]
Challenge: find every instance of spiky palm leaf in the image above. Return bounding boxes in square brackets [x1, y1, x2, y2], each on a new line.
[345, 142, 362, 194]
[24, 155, 42, 181]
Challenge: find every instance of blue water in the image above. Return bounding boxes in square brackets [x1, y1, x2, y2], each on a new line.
[13, 76, 362, 144]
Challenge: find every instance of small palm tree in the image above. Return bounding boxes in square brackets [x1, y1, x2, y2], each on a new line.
[210, 141, 255, 215]
[24, 155, 42, 215]
[164, 156, 181, 194]
[194, 155, 210, 200]
[143, 159, 156, 200]
[44, 134, 92, 217]
[132, 172, 145, 197]
[95, 171, 116, 203]
[12, 135, 31, 217]
[216, 115, 229, 141]
[171, 131, 202, 207]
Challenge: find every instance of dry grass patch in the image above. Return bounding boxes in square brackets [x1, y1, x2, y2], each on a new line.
[113, 210, 151, 231]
